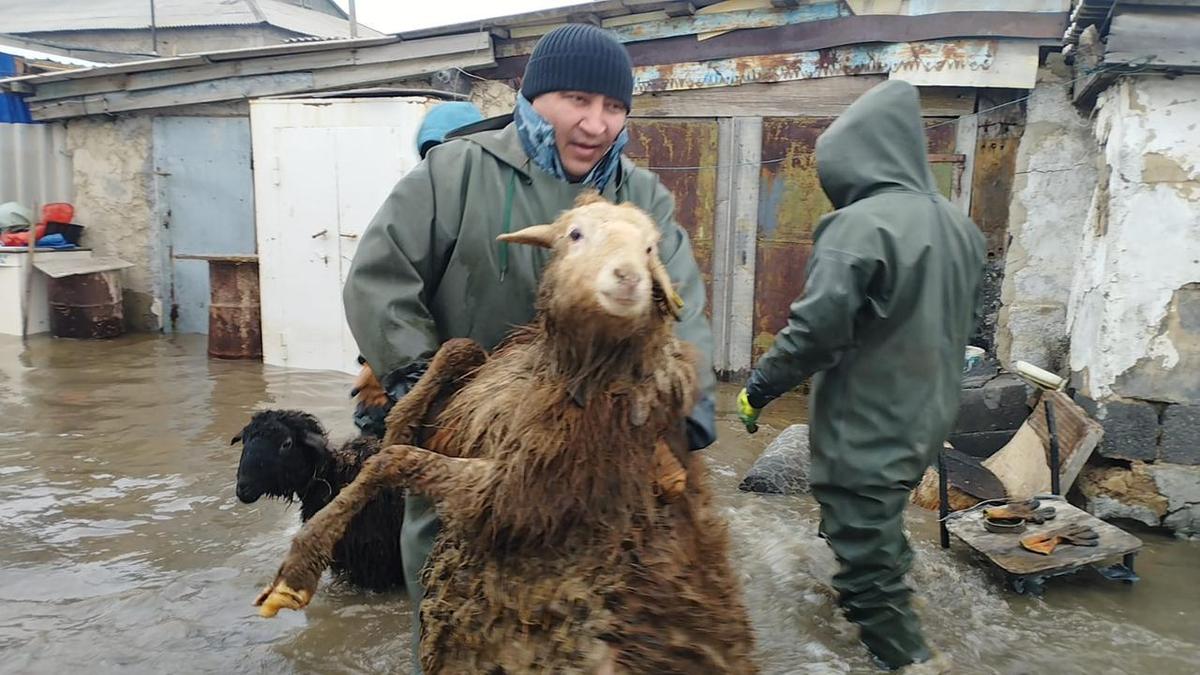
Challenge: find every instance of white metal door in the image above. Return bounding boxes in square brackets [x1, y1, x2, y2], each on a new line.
[251, 98, 430, 374]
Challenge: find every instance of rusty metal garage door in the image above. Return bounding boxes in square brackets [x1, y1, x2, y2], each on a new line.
[624, 118, 718, 317]
[752, 117, 961, 362]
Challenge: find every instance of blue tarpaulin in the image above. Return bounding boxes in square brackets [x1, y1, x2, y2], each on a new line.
[1, 53, 34, 124]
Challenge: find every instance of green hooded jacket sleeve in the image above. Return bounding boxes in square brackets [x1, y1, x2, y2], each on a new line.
[744, 241, 878, 409]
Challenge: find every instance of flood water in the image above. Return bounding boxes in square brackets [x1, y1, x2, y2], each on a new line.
[0, 333, 1197, 674]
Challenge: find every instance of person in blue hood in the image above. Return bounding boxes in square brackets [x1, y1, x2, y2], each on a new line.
[416, 101, 484, 159]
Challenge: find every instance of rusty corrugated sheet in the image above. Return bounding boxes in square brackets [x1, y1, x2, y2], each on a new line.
[0, 122, 73, 209]
[752, 116, 965, 362]
[753, 117, 828, 362]
[624, 118, 719, 318]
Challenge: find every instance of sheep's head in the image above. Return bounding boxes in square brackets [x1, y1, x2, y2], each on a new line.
[499, 191, 684, 333]
[232, 410, 328, 504]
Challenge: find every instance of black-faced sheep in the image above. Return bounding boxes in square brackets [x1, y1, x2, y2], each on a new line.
[232, 409, 405, 592]
[255, 192, 759, 674]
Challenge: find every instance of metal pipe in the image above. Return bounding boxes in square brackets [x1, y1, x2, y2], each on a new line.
[1046, 398, 1061, 496]
[150, 0, 158, 55]
[348, 0, 359, 38]
[938, 448, 950, 549]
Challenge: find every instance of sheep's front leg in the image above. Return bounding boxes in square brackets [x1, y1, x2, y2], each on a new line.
[383, 338, 487, 448]
[254, 444, 494, 617]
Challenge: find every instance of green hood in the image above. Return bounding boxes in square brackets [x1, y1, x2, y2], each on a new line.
[816, 80, 937, 208]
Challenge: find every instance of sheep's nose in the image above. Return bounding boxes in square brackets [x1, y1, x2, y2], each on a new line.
[236, 483, 259, 504]
[613, 264, 641, 286]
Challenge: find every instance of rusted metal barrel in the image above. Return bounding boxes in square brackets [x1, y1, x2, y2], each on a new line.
[208, 258, 262, 360]
[47, 271, 125, 339]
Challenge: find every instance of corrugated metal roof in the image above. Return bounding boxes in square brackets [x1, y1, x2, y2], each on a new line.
[0, 0, 380, 38]
[0, 44, 102, 69]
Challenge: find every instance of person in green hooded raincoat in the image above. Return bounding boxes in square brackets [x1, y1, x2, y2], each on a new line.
[341, 24, 717, 672]
[736, 80, 985, 671]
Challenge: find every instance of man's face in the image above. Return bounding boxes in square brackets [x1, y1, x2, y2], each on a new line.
[531, 91, 628, 180]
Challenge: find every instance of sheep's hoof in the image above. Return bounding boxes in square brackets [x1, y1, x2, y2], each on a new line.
[253, 581, 312, 618]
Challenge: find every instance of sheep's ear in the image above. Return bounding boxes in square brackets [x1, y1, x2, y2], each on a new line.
[649, 256, 685, 321]
[573, 189, 604, 208]
[230, 433, 242, 446]
[303, 433, 327, 451]
[497, 224, 558, 249]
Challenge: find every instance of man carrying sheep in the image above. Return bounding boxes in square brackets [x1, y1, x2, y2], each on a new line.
[341, 24, 717, 673]
[736, 80, 985, 672]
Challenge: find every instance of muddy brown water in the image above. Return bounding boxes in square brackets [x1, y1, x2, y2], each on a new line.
[0, 334, 1197, 674]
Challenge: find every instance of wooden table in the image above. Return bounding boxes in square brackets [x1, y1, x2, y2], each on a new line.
[944, 496, 1143, 595]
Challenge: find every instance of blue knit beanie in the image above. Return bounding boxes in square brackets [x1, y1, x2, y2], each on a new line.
[417, 101, 484, 158]
[520, 24, 633, 111]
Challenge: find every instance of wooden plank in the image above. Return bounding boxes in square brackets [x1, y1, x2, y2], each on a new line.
[953, 104, 978, 214]
[632, 76, 973, 117]
[945, 498, 1141, 578]
[904, 0, 1069, 13]
[632, 39, 1010, 94]
[632, 76, 885, 117]
[1105, 9, 1200, 70]
[602, 10, 670, 28]
[891, 39, 1040, 89]
[711, 117, 736, 374]
[727, 117, 762, 375]
[32, 255, 133, 278]
[21, 34, 488, 102]
[1026, 391, 1103, 497]
[27, 50, 494, 120]
[123, 34, 491, 94]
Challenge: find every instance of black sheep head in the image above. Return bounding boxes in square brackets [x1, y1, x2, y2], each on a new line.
[232, 410, 328, 504]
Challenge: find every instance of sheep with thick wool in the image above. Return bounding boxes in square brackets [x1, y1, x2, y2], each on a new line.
[254, 192, 758, 674]
[232, 409, 407, 592]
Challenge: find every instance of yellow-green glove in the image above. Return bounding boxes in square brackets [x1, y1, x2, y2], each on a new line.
[737, 388, 762, 434]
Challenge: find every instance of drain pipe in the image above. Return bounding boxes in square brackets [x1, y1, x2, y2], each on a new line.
[348, 0, 359, 38]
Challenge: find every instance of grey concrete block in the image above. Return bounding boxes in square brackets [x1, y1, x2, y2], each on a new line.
[739, 424, 810, 495]
[1094, 399, 1159, 461]
[1160, 405, 1200, 465]
[952, 374, 1031, 434]
[1148, 463, 1200, 536]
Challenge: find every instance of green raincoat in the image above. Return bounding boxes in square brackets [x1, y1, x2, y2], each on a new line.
[341, 120, 717, 668]
[745, 80, 985, 668]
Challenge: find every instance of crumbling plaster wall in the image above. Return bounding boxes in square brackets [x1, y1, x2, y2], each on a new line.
[998, 56, 1096, 372]
[469, 79, 517, 119]
[1067, 75, 1200, 404]
[64, 114, 164, 331]
[1064, 75, 1200, 536]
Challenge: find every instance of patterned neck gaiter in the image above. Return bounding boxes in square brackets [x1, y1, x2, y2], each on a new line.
[513, 93, 628, 193]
